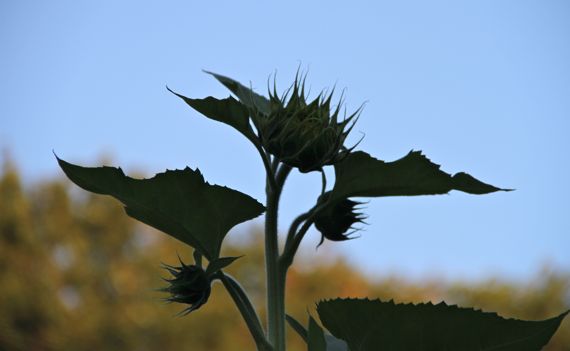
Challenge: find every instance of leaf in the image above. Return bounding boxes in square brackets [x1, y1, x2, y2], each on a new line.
[286, 315, 348, 351]
[317, 298, 568, 351]
[167, 88, 258, 142]
[205, 256, 242, 276]
[204, 70, 270, 115]
[308, 315, 327, 351]
[56, 156, 265, 260]
[330, 151, 510, 203]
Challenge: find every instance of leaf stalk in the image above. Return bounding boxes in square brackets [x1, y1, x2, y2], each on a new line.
[219, 273, 272, 351]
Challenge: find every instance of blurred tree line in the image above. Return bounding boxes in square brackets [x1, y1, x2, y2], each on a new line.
[0, 161, 568, 351]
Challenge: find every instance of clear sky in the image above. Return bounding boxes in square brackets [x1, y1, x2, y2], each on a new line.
[1, 0, 569, 281]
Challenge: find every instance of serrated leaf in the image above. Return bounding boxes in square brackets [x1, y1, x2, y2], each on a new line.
[317, 298, 568, 351]
[204, 70, 270, 115]
[167, 88, 258, 142]
[205, 256, 241, 276]
[330, 151, 510, 203]
[308, 315, 327, 351]
[56, 156, 265, 260]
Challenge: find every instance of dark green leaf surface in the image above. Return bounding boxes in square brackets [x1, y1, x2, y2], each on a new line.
[330, 151, 510, 203]
[317, 298, 568, 351]
[56, 157, 265, 260]
[308, 315, 327, 351]
[204, 70, 270, 115]
[167, 88, 258, 142]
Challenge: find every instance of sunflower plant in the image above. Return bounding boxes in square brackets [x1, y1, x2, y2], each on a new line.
[57, 70, 567, 351]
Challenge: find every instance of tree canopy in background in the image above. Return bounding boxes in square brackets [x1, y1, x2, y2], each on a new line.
[0, 164, 568, 350]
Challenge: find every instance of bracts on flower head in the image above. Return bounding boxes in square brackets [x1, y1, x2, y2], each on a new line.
[159, 256, 212, 316]
[314, 192, 367, 247]
[252, 71, 362, 173]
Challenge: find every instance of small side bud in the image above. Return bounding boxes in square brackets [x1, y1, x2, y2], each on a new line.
[314, 195, 366, 246]
[160, 258, 212, 316]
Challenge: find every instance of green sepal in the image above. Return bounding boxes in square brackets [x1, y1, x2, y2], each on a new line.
[193, 249, 203, 268]
[317, 298, 568, 351]
[56, 156, 265, 260]
[330, 150, 511, 204]
[204, 70, 270, 115]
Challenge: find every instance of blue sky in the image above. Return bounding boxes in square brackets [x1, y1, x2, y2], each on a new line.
[1, 0, 569, 281]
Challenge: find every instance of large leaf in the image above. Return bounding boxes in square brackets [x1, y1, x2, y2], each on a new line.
[330, 151, 510, 203]
[317, 298, 568, 351]
[56, 157, 265, 260]
[167, 87, 258, 142]
[204, 70, 270, 115]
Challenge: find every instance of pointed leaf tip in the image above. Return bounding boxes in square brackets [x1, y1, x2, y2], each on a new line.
[205, 256, 242, 276]
[452, 172, 512, 194]
[204, 70, 270, 115]
[168, 85, 257, 142]
[330, 151, 510, 203]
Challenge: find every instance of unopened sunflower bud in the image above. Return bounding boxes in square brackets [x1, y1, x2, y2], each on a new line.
[253, 74, 360, 173]
[160, 258, 212, 316]
[314, 194, 366, 246]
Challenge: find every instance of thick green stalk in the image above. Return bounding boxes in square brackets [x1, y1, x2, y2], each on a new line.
[265, 164, 290, 351]
[265, 185, 281, 350]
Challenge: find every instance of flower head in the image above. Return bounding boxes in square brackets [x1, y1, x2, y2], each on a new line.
[253, 73, 361, 173]
[160, 258, 212, 316]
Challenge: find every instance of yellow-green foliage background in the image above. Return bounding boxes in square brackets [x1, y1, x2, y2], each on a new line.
[0, 163, 568, 351]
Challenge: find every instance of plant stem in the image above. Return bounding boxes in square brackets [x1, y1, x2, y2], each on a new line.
[320, 168, 327, 196]
[265, 164, 290, 351]
[254, 142, 277, 190]
[283, 211, 312, 255]
[219, 273, 272, 351]
[280, 217, 314, 271]
[265, 185, 281, 350]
